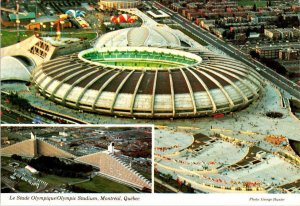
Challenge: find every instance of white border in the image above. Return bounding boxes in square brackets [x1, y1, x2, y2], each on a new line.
[1, 193, 300, 206]
[1, 125, 300, 206]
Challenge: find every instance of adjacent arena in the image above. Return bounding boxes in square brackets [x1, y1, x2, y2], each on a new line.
[94, 26, 182, 48]
[33, 45, 263, 118]
[99, 0, 141, 10]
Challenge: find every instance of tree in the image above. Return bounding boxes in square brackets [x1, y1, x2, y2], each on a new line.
[11, 154, 23, 161]
[227, 30, 235, 40]
[99, 23, 106, 33]
[260, 58, 287, 76]
[8, 92, 32, 111]
[252, 4, 257, 12]
[260, 24, 265, 34]
[246, 28, 251, 38]
[187, 183, 194, 193]
[165, 174, 172, 182]
[222, 30, 228, 39]
[250, 50, 260, 59]
[28, 156, 93, 178]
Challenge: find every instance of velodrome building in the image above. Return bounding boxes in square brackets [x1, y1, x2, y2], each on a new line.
[1, 134, 151, 191]
[94, 26, 182, 48]
[32, 26, 264, 118]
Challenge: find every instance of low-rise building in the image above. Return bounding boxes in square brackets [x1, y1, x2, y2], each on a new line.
[256, 46, 282, 59]
[99, 0, 141, 10]
[171, 3, 184, 13]
[199, 19, 215, 30]
[264, 28, 300, 40]
[25, 15, 72, 30]
[279, 48, 299, 61]
[211, 27, 225, 38]
[147, 10, 170, 19]
[256, 44, 300, 59]
[25, 165, 39, 174]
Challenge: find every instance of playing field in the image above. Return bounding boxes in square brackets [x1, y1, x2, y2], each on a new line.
[83, 50, 198, 68]
[1, 30, 34, 48]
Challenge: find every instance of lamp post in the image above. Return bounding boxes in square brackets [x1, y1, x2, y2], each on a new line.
[50, 22, 54, 35]
[30, 19, 35, 31]
[43, 24, 46, 37]
[60, 20, 64, 39]
[40, 22, 43, 37]
[16, 0, 20, 42]
[16, 19, 20, 42]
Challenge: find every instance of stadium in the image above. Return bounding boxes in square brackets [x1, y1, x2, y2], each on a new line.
[99, 0, 141, 10]
[33, 45, 264, 118]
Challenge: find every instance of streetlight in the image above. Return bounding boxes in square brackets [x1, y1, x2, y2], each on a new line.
[60, 21, 64, 39]
[43, 24, 46, 37]
[40, 22, 43, 36]
[50, 22, 54, 35]
[16, 19, 20, 42]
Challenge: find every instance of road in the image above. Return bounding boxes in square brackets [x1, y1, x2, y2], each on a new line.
[154, 177, 181, 193]
[1, 107, 33, 124]
[1, 91, 87, 124]
[151, 1, 300, 99]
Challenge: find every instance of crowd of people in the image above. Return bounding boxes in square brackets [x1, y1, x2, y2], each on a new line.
[155, 144, 179, 152]
[155, 154, 218, 167]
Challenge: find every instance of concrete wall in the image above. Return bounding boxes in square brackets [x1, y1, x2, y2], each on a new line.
[1, 35, 55, 66]
[37, 140, 76, 159]
[1, 139, 36, 157]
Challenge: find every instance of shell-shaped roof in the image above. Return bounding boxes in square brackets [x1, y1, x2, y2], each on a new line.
[33, 47, 263, 118]
[1, 56, 31, 82]
[94, 26, 181, 48]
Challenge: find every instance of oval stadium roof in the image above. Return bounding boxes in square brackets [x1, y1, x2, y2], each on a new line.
[32, 47, 263, 118]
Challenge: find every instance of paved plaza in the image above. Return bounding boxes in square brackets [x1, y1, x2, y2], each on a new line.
[155, 127, 300, 193]
[2, 79, 299, 140]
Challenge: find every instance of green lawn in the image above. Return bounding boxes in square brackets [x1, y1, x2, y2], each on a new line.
[60, 32, 97, 40]
[1, 30, 34, 48]
[40, 174, 85, 186]
[1, 156, 27, 168]
[0, 30, 96, 48]
[15, 181, 36, 192]
[1, 156, 13, 166]
[74, 176, 137, 193]
[237, 0, 267, 7]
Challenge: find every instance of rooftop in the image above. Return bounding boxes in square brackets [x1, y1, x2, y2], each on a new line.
[9, 12, 36, 21]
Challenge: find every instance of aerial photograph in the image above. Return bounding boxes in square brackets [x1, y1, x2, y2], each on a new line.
[1, 126, 152, 193]
[1, 0, 300, 196]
